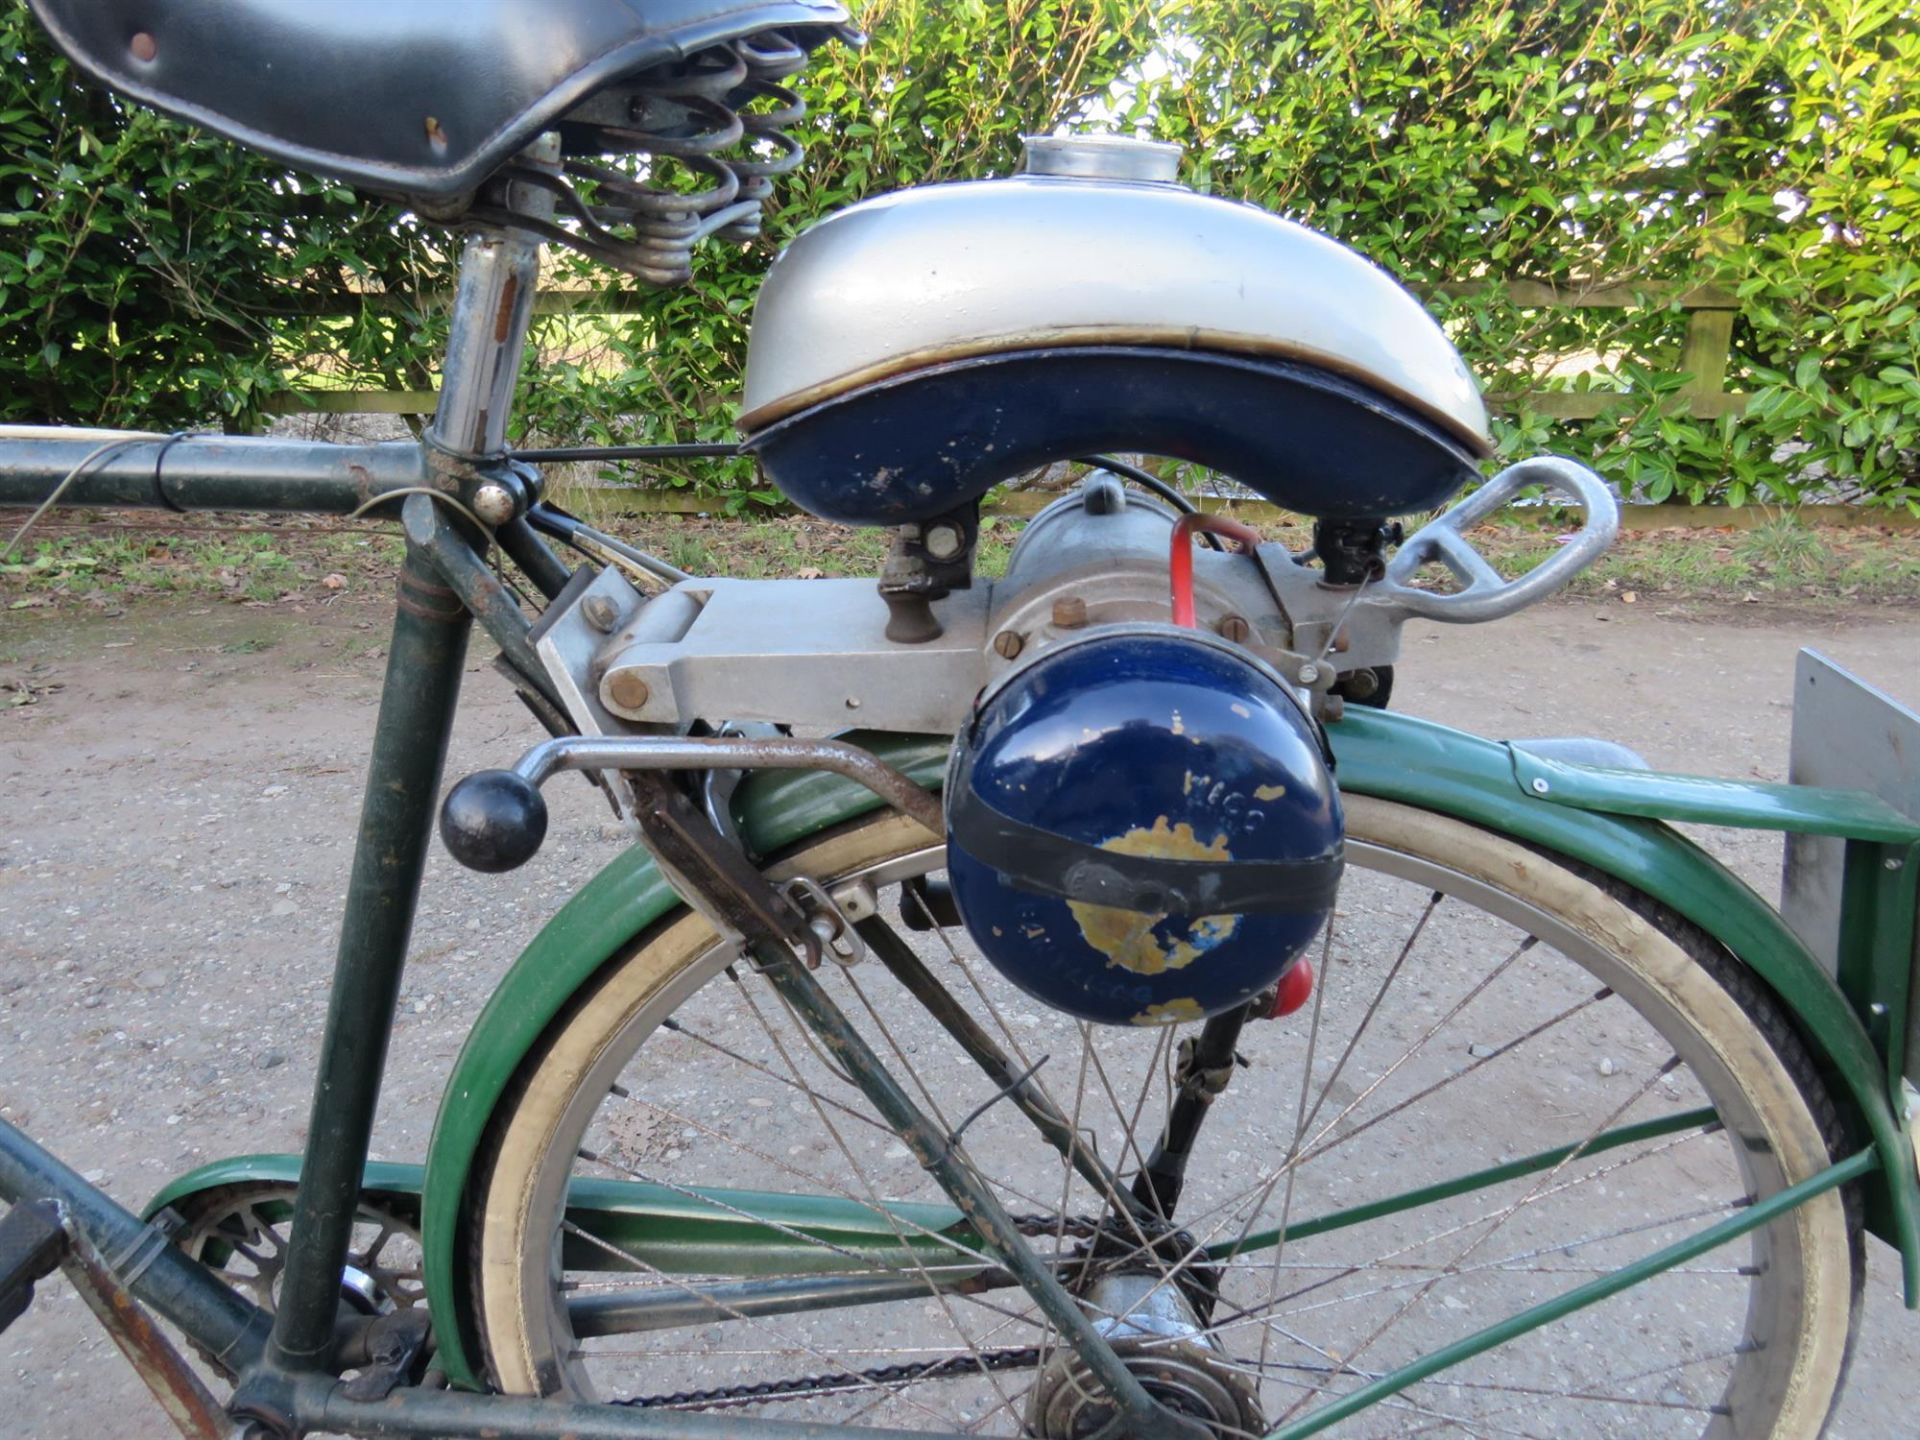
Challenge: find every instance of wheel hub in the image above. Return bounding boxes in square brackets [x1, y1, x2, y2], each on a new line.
[1029, 1271, 1263, 1440]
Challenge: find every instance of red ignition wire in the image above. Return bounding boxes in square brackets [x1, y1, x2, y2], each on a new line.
[1169, 512, 1265, 628]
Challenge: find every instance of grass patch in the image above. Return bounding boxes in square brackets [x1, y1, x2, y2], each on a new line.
[1, 519, 402, 609]
[1469, 512, 1915, 606]
[2, 507, 1912, 616]
[1732, 515, 1832, 584]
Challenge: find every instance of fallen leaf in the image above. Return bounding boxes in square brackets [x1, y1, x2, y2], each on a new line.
[321, 572, 348, 590]
[795, 567, 824, 580]
[1621, 590, 1638, 603]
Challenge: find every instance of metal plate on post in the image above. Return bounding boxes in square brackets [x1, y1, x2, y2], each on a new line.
[1783, 649, 1920, 976]
[594, 577, 990, 733]
[531, 565, 650, 741]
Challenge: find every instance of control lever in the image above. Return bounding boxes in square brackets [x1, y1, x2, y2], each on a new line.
[439, 734, 943, 873]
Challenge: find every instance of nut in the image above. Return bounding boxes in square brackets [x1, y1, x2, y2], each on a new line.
[1216, 614, 1251, 643]
[471, 482, 516, 526]
[580, 595, 620, 633]
[1051, 596, 1088, 629]
[992, 629, 1025, 660]
[604, 670, 651, 712]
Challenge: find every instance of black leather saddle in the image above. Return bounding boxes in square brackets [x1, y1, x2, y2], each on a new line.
[29, 0, 848, 200]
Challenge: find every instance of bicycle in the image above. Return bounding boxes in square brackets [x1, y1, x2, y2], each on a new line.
[3, 4, 1918, 1439]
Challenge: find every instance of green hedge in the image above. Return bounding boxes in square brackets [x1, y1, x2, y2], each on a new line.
[3, 0, 1915, 509]
[0, 6, 445, 429]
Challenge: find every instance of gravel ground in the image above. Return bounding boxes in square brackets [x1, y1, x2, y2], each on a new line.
[1, 590, 1917, 1438]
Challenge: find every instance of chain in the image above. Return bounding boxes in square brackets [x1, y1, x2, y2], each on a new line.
[611, 1213, 1101, 1411]
[615, 1345, 1048, 1411]
[1012, 1212, 1103, 1240]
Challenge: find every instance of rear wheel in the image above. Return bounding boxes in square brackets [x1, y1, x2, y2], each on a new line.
[471, 796, 1861, 1437]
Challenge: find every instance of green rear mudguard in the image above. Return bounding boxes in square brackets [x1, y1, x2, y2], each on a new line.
[384, 708, 1920, 1389]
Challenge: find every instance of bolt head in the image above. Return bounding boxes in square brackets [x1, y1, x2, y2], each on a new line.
[603, 670, 651, 712]
[1051, 595, 1089, 629]
[581, 595, 620, 633]
[472, 483, 516, 525]
[1531, 777, 1551, 795]
[1216, 614, 1251, 643]
[1297, 662, 1321, 686]
[992, 629, 1025, 660]
[924, 521, 965, 561]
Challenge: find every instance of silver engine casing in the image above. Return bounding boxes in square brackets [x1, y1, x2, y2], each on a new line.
[566, 477, 1360, 737]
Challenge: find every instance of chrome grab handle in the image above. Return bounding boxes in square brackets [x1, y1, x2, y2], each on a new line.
[1364, 456, 1619, 624]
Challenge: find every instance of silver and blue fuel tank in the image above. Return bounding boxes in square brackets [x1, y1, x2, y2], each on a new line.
[740, 135, 1492, 525]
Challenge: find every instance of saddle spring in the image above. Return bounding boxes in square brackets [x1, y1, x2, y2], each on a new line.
[469, 26, 838, 286]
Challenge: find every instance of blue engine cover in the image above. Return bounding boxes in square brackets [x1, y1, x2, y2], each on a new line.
[945, 628, 1343, 1026]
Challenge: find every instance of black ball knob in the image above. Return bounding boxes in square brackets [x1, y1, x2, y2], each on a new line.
[440, 769, 549, 872]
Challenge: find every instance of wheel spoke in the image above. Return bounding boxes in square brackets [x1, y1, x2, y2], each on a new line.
[728, 959, 1043, 1429]
[558, 1219, 976, 1428]
[474, 807, 1857, 1436]
[1271, 1055, 1691, 1425]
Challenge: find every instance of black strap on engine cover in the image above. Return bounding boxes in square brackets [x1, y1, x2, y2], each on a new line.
[947, 786, 1344, 916]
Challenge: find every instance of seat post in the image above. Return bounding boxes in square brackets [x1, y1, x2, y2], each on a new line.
[426, 133, 560, 460]
[255, 138, 560, 1392]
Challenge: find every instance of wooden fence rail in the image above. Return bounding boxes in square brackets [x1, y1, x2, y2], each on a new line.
[261, 279, 1747, 425]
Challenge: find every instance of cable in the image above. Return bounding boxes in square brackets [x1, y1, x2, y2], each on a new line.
[3, 434, 164, 558]
[1074, 455, 1227, 551]
[507, 442, 741, 463]
[524, 502, 691, 586]
[1168, 511, 1265, 628]
[149, 431, 194, 513]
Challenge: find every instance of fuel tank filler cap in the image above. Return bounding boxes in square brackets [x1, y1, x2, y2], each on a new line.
[1020, 133, 1182, 185]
